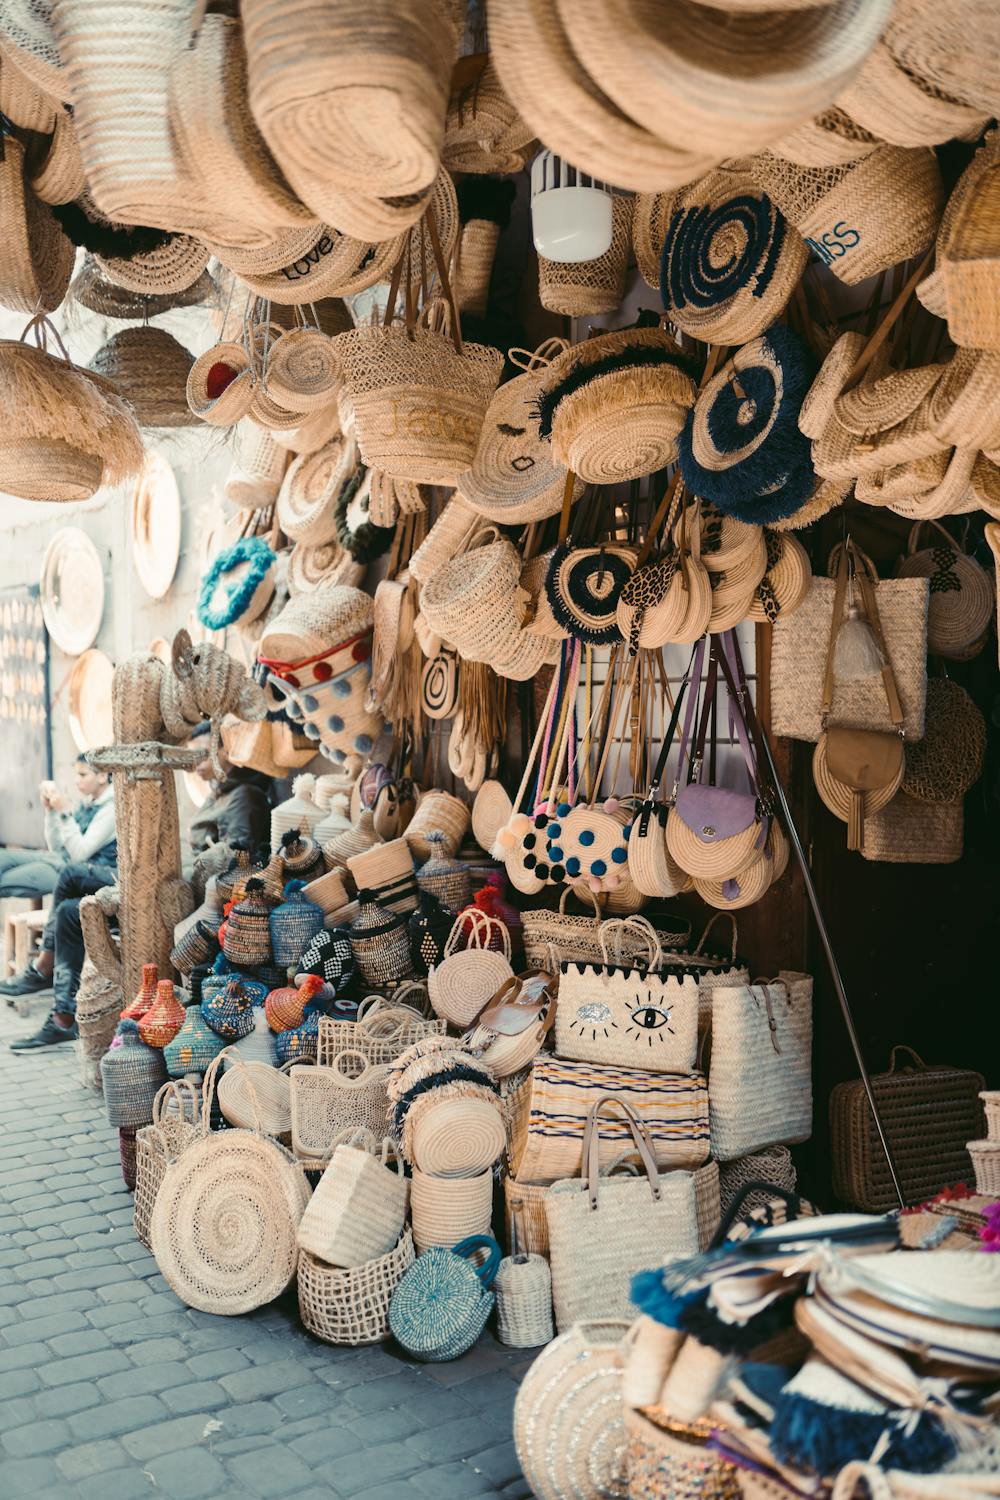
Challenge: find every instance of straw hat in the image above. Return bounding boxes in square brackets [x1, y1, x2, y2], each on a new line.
[89, 328, 197, 429]
[70, 255, 215, 319]
[489, 0, 718, 193]
[95, 235, 210, 297]
[938, 155, 1000, 354]
[747, 146, 944, 286]
[28, 106, 86, 205]
[216, 222, 404, 305]
[243, 0, 457, 206]
[537, 327, 697, 485]
[658, 164, 808, 345]
[0, 1, 68, 103]
[456, 345, 585, 525]
[928, 349, 1000, 451]
[168, 15, 317, 246]
[679, 326, 817, 523]
[798, 331, 866, 440]
[836, 38, 990, 147]
[770, 106, 882, 169]
[876, 0, 1000, 119]
[443, 57, 534, 176]
[563, 0, 894, 158]
[0, 136, 74, 315]
[258, 585, 374, 661]
[0, 52, 57, 131]
[277, 435, 360, 545]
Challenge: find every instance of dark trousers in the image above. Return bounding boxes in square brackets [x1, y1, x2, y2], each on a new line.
[48, 862, 116, 1016]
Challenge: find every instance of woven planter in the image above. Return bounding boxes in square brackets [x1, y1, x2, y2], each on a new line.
[410, 1166, 493, 1252]
[298, 1230, 415, 1346]
[966, 1140, 1000, 1196]
[89, 327, 197, 429]
[297, 1134, 409, 1266]
[335, 310, 503, 483]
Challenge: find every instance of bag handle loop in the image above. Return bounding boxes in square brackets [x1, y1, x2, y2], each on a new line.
[597, 915, 663, 972]
[329, 1048, 373, 1082]
[888, 1044, 927, 1073]
[452, 1234, 502, 1286]
[692, 912, 738, 963]
[582, 1096, 661, 1210]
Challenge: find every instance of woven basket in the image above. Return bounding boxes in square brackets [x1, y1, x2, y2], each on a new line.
[290, 1052, 391, 1164]
[297, 1132, 409, 1266]
[772, 106, 882, 167]
[100, 1021, 168, 1129]
[495, 1253, 554, 1349]
[410, 1167, 494, 1252]
[625, 1407, 741, 1500]
[317, 1001, 445, 1069]
[89, 327, 196, 429]
[443, 56, 533, 176]
[513, 1320, 630, 1500]
[216, 1058, 294, 1136]
[335, 306, 503, 483]
[860, 792, 963, 865]
[417, 531, 524, 663]
[350, 895, 414, 987]
[133, 1080, 200, 1250]
[298, 1230, 415, 1346]
[719, 1146, 797, 1221]
[408, 1089, 507, 1179]
[75, 958, 122, 1063]
[830, 1044, 984, 1211]
[225, 419, 289, 509]
[277, 435, 358, 546]
[747, 146, 944, 286]
[981, 1091, 1000, 1142]
[404, 790, 470, 862]
[149, 1053, 311, 1314]
[0, 135, 74, 315]
[416, 833, 473, 910]
[538, 328, 696, 485]
[428, 909, 514, 1028]
[538, 195, 632, 316]
[408, 493, 479, 584]
[902, 678, 985, 804]
[966, 1140, 1000, 1196]
[896, 521, 993, 659]
[347, 840, 418, 917]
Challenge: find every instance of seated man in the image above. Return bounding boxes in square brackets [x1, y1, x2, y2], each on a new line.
[0, 759, 115, 903]
[3, 768, 118, 1050]
[187, 722, 273, 859]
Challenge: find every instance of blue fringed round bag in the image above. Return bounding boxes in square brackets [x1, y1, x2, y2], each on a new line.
[388, 1234, 501, 1361]
[678, 326, 817, 524]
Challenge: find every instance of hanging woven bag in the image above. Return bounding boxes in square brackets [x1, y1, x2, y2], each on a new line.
[149, 1051, 310, 1314]
[896, 520, 993, 660]
[133, 1079, 200, 1250]
[427, 908, 514, 1028]
[389, 1234, 501, 1361]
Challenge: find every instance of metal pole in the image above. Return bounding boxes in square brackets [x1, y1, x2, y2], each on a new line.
[755, 727, 906, 1211]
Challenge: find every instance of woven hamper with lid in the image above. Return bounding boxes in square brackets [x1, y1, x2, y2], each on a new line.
[830, 1045, 985, 1210]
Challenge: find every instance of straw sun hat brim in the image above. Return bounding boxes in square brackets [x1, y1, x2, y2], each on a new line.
[489, 0, 718, 193]
[0, 136, 74, 315]
[0, 3, 70, 104]
[559, 0, 895, 157]
[94, 236, 210, 296]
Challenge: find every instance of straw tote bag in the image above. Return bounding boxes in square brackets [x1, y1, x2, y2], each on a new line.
[427, 909, 514, 1028]
[771, 543, 929, 742]
[708, 974, 813, 1160]
[545, 1098, 720, 1333]
[555, 917, 699, 1075]
[297, 1129, 409, 1267]
[149, 1052, 310, 1315]
[510, 1056, 710, 1186]
[290, 1051, 391, 1163]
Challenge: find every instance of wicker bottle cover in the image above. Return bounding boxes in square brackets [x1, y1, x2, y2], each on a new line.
[121, 961, 158, 1021]
[100, 1020, 168, 1128]
[138, 979, 186, 1049]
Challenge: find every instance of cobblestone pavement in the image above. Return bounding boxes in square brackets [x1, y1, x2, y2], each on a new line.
[0, 1001, 534, 1500]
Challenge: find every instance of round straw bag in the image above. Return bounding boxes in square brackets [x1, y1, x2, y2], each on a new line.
[902, 678, 986, 805]
[297, 1130, 409, 1266]
[297, 1230, 415, 1347]
[428, 909, 514, 1027]
[659, 165, 808, 345]
[335, 298, 503, 483]
[410, 1166, 494, 1252]
[836, 35, 991, 148]
[813, 735, 903, 827]
[896, 521, 993, 659]
[133, 1080, 200, 1250]
[149, 1052, 310, 1314]
[457, 340, 584, 525]
[187, 339, 255, 427]
[266, 326, 341, 414]
[514, 1320, 630, 1500]
[404, 789, 470, 862]
[537, 328, 697, 485]
[217, 1057, 295, 1136]
[539, 195, 632, 316]
[408, 1088, 506, 1178]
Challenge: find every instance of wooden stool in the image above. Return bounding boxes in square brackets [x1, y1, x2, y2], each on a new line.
[2, 896, 44, 978]
[14, 910, 48, 975]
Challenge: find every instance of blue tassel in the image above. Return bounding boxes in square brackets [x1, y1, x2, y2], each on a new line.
[771, 1391, 955, 1476]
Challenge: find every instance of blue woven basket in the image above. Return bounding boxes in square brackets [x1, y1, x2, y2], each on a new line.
[388, 1234, 501, 1362]
[269, 880, 324, 967]
[201, 976, 268, 1040]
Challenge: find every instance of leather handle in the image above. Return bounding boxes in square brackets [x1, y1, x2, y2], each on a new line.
[581, 1096, 661, 1210]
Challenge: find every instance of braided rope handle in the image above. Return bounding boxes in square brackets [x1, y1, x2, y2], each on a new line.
[598, 915, 663, 971]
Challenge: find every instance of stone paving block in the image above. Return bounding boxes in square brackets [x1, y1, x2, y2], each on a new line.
[3, 1309, 88, 1345]
[75, 1466, 158, 1500]
[0, 1342, 47, 1373]
[218, 1357, 315, 1401]
[34, 1381, 102, 1418]
[2, 1416, 71, 1457]
[409, 1463, 499, 1498]
[125, 1335, 190, 1366]
[289, 1423, 366, 1465]
[55, 1438, 131, 1481]
[18, 1288, 96, 1320]
[119, 1411, 213, 1461]
[68, 1392, 169, 1442]
[103, 1312, 195, 1343]
[185, 1348, 249, 1380]
[47, 1329, 111, 1357]
[468, 1439, 523, 1488]
[159, 1380, 230, 1415]
[226, 1441, 320, 1497]
[97, 1360, 191, 1400]
[408, 1413, 511, 1464]
[0, 1369, 39, 1400]
[339, 1368, 427, 1413]
[0, 1454, 60, 1496]
[272, 1382, 333, 1419]
[205, 1399, 284, 1437]
[145, 1447, 230, 1499]
[38, 1348, 130, 1387]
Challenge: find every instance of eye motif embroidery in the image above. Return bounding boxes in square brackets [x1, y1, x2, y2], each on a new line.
[497, 421, 536, 472]
[570, 1000, 616, 1040]
[625, 991, 675, 1046]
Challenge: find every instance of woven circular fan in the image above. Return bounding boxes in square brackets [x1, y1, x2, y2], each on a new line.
[679, 326, 816, 523]
[149, 1129, 309, 1314]
[798, 331, 867, 440]
[277, 435, 358, 545]
[897, 521, 994, 658]
[659, 166, 808, 345]
[812, 736, 903, 825]
[902, 678, 986, 803]
[544, 542, 637, 646]
[745, 531, 812, 623]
